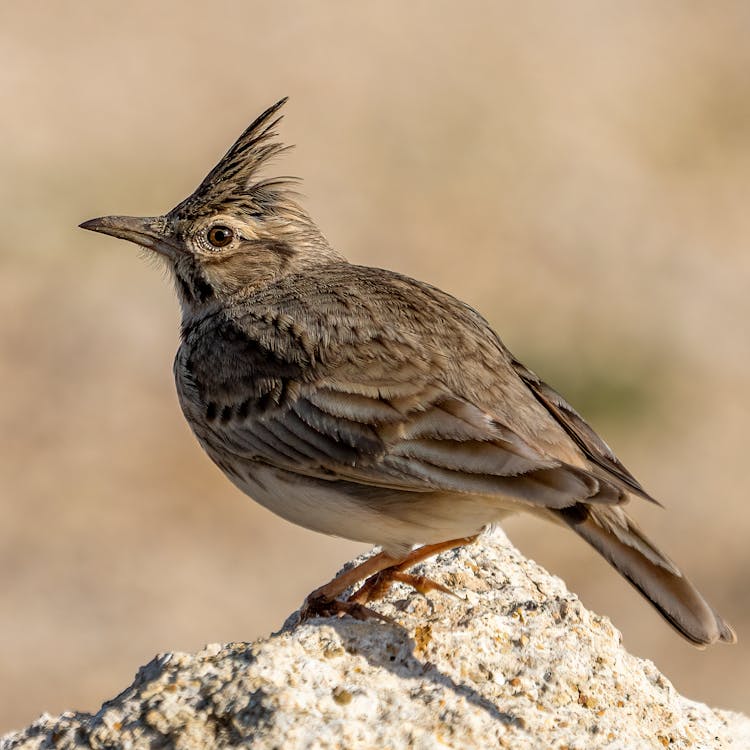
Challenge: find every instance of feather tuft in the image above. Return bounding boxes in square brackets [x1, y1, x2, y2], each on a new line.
[170, 98, 300, 220]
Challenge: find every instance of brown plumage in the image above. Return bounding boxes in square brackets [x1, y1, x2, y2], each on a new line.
[80, 98, 735, 646]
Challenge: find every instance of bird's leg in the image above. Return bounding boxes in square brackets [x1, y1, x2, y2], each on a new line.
[348, 535, 479, 605]
[300, 550, 402, 622]
[300, 535, 480, 622]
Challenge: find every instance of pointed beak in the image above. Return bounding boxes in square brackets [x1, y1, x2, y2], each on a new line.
[79, 215, 182, 260]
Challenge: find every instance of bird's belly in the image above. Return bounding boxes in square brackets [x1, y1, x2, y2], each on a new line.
[231, 462, 387, 539]
[211, 456, 511, 556]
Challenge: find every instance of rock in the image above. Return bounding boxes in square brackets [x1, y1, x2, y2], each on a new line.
[2, 528, 748, 749]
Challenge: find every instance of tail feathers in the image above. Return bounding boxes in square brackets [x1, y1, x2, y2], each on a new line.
[555, 504, 736, 647]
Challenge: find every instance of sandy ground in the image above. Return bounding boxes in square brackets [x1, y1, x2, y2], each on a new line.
[1, 2, 748, 732]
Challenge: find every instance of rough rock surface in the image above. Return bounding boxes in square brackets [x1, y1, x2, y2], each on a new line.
[2, 529, 748, 749]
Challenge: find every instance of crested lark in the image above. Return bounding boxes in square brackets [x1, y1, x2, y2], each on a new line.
[81, 99, 735, 646]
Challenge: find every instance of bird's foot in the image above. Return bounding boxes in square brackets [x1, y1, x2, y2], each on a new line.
[299, 592, 396, 624]
[348, 567, 455, 605]
[297, 535, 477, 625]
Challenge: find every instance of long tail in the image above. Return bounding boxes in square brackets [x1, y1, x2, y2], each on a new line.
[554, 504, 736, 646]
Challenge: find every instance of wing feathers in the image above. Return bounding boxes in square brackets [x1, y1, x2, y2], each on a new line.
[279, 407, 361, 465]
[291, 397, 383, 454]
[512, 357, 656, 502]
[307, 387, 403, 424]
[382, 456, 606, 508]
[211, 379, 625, 509]
[389, 438, 553, 476]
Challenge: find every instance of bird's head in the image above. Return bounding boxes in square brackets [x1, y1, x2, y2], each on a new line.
[80, 98, 341, 317]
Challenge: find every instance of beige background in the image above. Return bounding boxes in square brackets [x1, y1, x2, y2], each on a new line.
[1, 1, 748, 732]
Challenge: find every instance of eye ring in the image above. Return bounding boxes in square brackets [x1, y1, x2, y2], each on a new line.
[206, 225, 234, 248]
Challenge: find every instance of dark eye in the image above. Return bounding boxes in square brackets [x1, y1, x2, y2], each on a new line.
[206, 225, 234, 248]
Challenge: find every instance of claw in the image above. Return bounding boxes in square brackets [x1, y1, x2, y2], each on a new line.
[297, 535, 478, 627]
[392, 571, 457, 598]
[300, 593, 395, 624]
[349, 568, 455, 605]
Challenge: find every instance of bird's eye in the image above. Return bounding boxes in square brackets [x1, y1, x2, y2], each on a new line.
[206, 225, 234, 248]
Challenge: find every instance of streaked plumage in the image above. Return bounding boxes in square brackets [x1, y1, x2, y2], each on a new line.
[81, 99, 735, 646]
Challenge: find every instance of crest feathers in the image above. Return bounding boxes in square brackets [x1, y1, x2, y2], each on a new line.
[172, 97, 296, 219]
[201, 97, 289, 189]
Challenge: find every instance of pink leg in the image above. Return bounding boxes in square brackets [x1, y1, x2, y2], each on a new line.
[300, 550, 402, 622]
[349, 535, 479, 605]
[300, 535, 479, 621]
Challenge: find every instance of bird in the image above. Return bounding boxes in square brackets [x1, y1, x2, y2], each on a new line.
[80, 97, 735, 646]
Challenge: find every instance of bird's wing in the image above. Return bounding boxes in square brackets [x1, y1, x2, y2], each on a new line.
[213, 365, 627, 511]
[508, 356, 656, 502]
[181, 271, 637, 511]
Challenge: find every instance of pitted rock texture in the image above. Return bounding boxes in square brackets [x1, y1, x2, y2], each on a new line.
[2, 529, 747, 749]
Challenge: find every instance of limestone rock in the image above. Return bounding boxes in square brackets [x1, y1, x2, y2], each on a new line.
[2, 529, 748, 749]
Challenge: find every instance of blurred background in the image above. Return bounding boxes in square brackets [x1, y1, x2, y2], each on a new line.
[1, 1, 749, 732]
